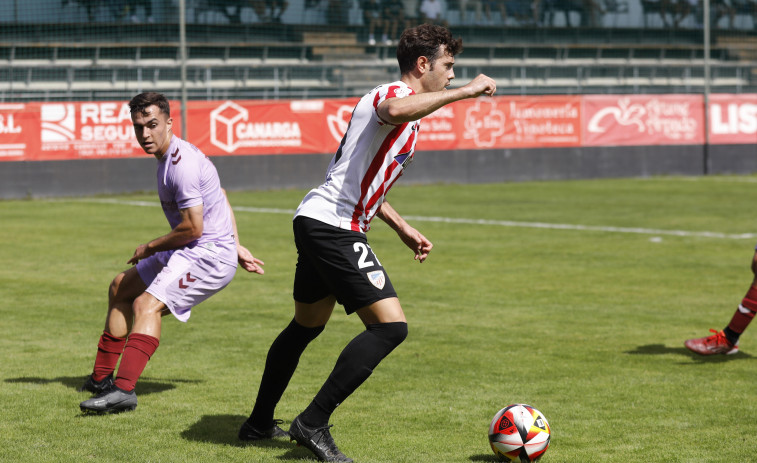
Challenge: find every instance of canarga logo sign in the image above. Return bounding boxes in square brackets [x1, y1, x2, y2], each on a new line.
[210, 100, 302, 153]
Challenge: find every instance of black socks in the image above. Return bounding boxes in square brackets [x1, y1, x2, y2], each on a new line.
[301, 322, 408, 427]
[249, 318, 324, 429]
[723, 326, 740, 346]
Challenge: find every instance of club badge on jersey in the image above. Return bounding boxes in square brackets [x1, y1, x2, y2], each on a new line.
[367, 270, 386, 289]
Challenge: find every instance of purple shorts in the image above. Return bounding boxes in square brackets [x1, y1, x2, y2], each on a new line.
[136, 245, 237, 322]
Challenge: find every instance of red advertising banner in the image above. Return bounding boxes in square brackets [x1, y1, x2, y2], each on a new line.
[0, 101, 181, 161]
[416, 103, 458, 151]
[709, 94, 757, 145]
[187, 98, 353, 156]
[458, 96, 582, 149]
[186, 95, 582, 156]
[583, 94, 705, 146]
[0, 104, 30, 160]
[416, 96, 582, 151]
[1, 94, 754, 162]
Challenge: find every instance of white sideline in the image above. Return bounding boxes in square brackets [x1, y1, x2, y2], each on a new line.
[66, 198, 757, 240]
[662, 176, 757, 184]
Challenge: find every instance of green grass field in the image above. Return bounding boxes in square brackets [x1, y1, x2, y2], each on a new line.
[2, 177, 757, 463]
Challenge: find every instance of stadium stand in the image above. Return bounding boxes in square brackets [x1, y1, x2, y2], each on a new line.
[0, 0, 755, 101]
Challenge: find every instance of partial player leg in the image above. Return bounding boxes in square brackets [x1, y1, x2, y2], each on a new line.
[106, 266, 147, 336]
[299, 298, 407, 426]
[80, 292, 162, 413]
[685, 252, 757, 355]
[113, 292, 164, 392]
[79, 331, 123, 394]
[81, 267, 146, 393]
[241, 297, 333, 440]
[292, 298, 407, 462]
[723, 284, 757, 346]
[724, 253, 757, 343]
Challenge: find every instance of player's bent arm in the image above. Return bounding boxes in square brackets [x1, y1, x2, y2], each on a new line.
[156, 204, 204, 250]
[378, 89, 463, 124]
[375, 201, 408, 233]
[377, 74, 497, 124]
[128, 205, 203, 264]
[376, 201, 433, 263]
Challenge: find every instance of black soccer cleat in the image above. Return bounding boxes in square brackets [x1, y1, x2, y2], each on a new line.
[79, 386, 137, 414]
[79, 373, 114, 395]
[238, 419, 289, 441]
[288, 415, 353, 462]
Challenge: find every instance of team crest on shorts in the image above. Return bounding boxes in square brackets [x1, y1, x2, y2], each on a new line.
[367, 270, 386, 290]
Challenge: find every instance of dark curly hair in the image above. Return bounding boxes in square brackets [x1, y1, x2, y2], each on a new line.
[396, 24, 463, 75]
[128, 92, 171, 118]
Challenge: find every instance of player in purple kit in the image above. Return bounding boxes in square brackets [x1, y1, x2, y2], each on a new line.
[238, 24, 496, 462]
[79, 92, 266, 414]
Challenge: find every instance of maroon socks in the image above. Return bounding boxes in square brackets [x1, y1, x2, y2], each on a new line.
[114, 333, 160, 392]
[723, 286, 757, 345]
[92, 331, 127, 382]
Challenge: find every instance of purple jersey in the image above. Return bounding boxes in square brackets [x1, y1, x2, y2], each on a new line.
[156, 135, 237, 266]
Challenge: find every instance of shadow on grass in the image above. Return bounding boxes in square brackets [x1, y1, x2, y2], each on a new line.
[469, 453, 497, 461]
[4, 375, 201, 396]
[625, 344, 754, 363]
[275, 448, 322, 461]
[181, 414, 309, 457]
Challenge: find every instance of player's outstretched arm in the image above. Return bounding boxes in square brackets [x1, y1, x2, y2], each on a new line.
[223, 189, 264, 274]
[376, 201, 433, 263]
[378, 74, 497, 124]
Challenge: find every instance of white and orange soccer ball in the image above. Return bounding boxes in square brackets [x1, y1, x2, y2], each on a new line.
[488, 404, 551, 462]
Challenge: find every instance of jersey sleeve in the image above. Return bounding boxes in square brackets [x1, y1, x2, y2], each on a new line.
[372, 83, 415, 125]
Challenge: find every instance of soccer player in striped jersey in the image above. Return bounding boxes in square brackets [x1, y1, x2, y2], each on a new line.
[239, 24, 496, 462]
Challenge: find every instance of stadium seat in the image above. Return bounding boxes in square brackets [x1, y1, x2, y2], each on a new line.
[601, 0, 631, 28]
[1, 20, 755, 101]
[640, 0, 667, 27]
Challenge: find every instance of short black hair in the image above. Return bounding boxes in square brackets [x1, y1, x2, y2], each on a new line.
[396, 24, 463, 75]
[128, 92, 170, 118]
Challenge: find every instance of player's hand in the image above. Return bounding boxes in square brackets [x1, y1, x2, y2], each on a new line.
[464, 74, 497, 98]
[397, 225, 433, 263]
[238, 244, 265, 274]
[127, 243, 152, 265]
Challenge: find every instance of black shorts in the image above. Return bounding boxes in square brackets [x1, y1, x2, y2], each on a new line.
[293, 216, 397, 314]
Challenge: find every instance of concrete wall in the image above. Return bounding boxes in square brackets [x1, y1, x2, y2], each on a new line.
[709, 144, 757, 175]
[1, 144, 755, 200]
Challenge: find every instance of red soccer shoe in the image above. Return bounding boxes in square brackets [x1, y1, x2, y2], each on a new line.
[684, 329, 739, 355]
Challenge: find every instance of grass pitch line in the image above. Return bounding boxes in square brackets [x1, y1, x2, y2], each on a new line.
[658, 176, 757, 184]
[70, 198, 757, 240]
[403, 215, 757, 240]
[67, 198, 295, 215]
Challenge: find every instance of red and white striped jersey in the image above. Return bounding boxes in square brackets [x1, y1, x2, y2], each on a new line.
[295, 81, 421, 233]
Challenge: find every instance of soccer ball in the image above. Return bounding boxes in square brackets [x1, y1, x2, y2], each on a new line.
[489, 404, 551, 462]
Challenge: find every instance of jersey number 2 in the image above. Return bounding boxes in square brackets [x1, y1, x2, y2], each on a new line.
[353, 242, 381, 269]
